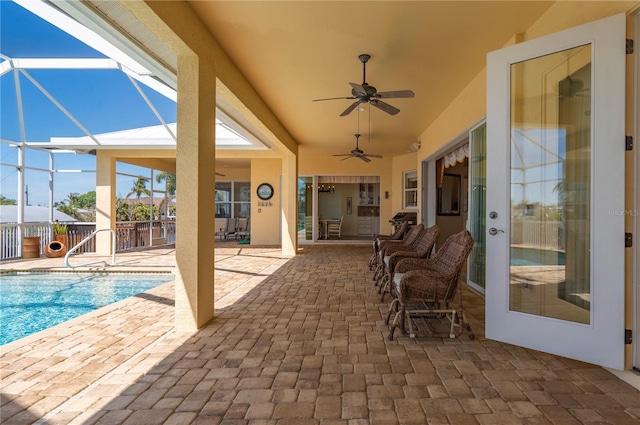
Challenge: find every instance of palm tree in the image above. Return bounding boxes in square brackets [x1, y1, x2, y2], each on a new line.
[155, 172, 176, 197]
[66, 192, 80, 207]
[155, 172, 176, 219]
[126, 177, 151, 201]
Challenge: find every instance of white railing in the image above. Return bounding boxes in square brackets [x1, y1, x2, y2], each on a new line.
[511, 219, 564, 251]
[0, 222, 51, 259]
[0, 220, 176, 260]
[65, 228, 117, 269]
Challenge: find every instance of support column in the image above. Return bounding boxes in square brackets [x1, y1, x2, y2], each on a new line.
[281, 154, 297, 256]
[95, 151, 116, 255]
[174, 54, 216, 331]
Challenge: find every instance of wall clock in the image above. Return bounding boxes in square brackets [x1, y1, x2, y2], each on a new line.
[256, 183, 274, 200]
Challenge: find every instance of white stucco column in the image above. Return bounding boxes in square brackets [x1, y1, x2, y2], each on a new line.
[95, 151, 116, 255]
[281, 154, 297, 256]
[174, 54, 216, 331]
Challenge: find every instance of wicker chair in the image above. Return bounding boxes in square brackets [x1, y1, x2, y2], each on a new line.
[385, 229, 474, 340]
[377, 224, 440, 301]
[372, 224, 424, 284]
[369, 221, 409, 270]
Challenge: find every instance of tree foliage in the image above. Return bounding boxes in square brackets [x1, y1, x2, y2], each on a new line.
[54, 190, 96, 221]
[0, 195, 17, 205]
[155, 172, 176, 197]
[126, 177, 151, 200]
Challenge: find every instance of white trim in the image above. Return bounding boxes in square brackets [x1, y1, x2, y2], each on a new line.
[11, 58, 118, 70]
[14, 0, 151, 76]
[634, 12, 640, 370]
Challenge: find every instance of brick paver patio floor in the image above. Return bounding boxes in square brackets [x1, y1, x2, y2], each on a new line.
[2, 244, 640, 424]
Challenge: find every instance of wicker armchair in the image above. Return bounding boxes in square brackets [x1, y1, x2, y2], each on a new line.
[369, 221, 409, 270]
[372, 224, 424, 284]
[377, 224, 440, 301]
[385, 229, 474, 340]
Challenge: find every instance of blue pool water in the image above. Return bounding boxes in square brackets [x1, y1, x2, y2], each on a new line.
[0, 272, 174, 346]
[510, 247, 565, 267]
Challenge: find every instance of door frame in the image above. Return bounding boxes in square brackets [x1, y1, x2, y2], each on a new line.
[422, 131, 469, 230]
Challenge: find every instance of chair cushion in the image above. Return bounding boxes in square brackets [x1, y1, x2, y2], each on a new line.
[393, 272, 404, 295]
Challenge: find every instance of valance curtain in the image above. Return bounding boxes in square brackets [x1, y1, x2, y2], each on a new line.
[443, 144, 470, 169]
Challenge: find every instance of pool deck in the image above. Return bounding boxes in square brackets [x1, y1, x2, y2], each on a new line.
[2, 242, 640, 424]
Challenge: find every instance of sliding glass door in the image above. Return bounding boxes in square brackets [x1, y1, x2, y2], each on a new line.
[468, 123, 486, 292]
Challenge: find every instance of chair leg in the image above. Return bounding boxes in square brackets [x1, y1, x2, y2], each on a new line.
[378, 276, 389, 302]
[387, 303, 406, 341]
[373, 263, 383, 284]
[398, 304, 406, 336]
[384, 298, 398, 326]
[368, 252, 377, 270]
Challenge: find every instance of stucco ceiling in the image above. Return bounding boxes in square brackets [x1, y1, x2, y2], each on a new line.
[188, 1, 555, 159]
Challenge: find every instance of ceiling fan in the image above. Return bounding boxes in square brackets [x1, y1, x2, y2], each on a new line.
[333, 134, 382, 163]
[313, 53, 414, 116]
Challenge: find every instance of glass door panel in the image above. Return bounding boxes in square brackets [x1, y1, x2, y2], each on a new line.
[298, 176, 313, 241]
[509, 46, 591, 324]
[468, 123, 486, 291]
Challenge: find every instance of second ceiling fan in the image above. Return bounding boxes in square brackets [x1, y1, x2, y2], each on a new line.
[333, 134, 382, 162]
[313, 53, 414, 116]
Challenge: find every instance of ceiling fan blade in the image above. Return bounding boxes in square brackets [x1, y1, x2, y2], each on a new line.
[375, 89, 415, 99]
[370, 99, 400, 115]
[333, 154, 352, 157]
[215, 172, 226, 176]
[340, 101, 362, 116]
[349, 82, 367, 97]
[341, 156, 353, 161]
[359, 155, 372, 163]
[312, 96, 356, 102]
[366, 154, 383, 159]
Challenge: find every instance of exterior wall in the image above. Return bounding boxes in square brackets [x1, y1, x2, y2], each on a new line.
[215, 167, 250, 181]
[250, 158, 282, 245]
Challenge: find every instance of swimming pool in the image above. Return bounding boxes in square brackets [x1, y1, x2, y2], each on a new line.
[0, 272, 174, 346]
[510, 247, 565, 267]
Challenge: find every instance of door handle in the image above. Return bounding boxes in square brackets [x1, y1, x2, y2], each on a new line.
[489, 227, 505, 236]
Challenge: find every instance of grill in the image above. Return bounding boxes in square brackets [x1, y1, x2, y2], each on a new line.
[389, 211, 417, 233]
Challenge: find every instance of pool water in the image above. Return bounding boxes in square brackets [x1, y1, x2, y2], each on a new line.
[0, 272, 174, 346]
[510, 247, 565, 266]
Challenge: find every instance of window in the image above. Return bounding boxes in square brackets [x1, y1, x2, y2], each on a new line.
[215, 181, 250, 218]
[403, 170, 418, 209]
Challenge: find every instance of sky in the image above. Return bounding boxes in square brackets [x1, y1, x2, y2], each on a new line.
[0, 1, 177, 206]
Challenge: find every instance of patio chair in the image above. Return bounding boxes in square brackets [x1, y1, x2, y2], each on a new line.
[385, 229, 474, 341]
[377, 224, 440, 301]
[372, 224, 424, 284]
[237, 217, 250, 241]
[369, 221, 409, 270]
[224, 217, 239, 240]
[215, 218, 228, 240]
[326, 216, 344, 239]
